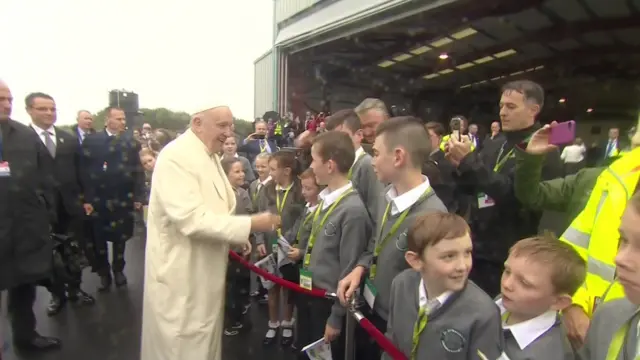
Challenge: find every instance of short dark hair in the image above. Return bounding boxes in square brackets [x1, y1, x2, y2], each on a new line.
[375, 116, 430, 168]
[501, 80, 545, 109]
[311, 131, 355, 174]
[221, 157, 242, 175]
[425, 121, 445, 137]
[408, 212, 470, 256]
[325, 109, 361, 133]
[106, 107, 125, 118]
[25, 92, 54, 108]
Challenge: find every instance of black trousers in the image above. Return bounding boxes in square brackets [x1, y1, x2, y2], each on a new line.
[225, 253, 251, 325]
[93, 239, 126, 275]
[296, 294, 346, 360]
[469, 258, 503, 298]
[354, 306, 387, 360]
[8, 284, 38, 342]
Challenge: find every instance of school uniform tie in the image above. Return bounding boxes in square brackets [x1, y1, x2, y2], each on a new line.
[43, 130, 56, 158]
[411, 299, 442, 360]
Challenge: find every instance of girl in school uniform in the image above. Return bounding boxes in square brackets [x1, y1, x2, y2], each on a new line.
[222, 136, 255, 188]
[138, 148, 158, 225]
[255, 151, 305, 347]
[221, 157, 253, 336]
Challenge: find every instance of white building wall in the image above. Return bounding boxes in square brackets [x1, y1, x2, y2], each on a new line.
[254, 51, 275, 119]
[275, 0, 322, 24]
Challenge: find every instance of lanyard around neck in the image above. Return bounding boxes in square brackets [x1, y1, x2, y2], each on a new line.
[259, 140, 267, 152]
[295, 210, 315, 245]
[303, 188, 353, 268]
[369, 187, 432, 280]
[605, 309, 640, 360]
[276, 185, 292, 214]
[347, 151, 366, 180]
[493, 134, 532, 173]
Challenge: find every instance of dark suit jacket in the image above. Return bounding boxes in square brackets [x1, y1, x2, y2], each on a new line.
[70, 125, 96, 146]
[238, 138, 279, 164]
[0, 120, 55, 290]
[30, 125, 84, 219]
[80, 129, 145, 208]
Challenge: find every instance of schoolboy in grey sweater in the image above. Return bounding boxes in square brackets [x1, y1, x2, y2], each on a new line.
[350, 147, 385, 220]
[306, 187, 372, 329]
[384, 269, 504, 360]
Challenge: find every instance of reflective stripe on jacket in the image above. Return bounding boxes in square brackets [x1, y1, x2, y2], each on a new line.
[439, 134, 476, 152]
[560, 147, 640, 317]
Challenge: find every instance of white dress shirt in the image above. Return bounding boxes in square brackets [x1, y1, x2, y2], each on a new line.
[496, 298, 557, 350]
[31, 123, 56, 146]
[385, 176, 431, 216]
[419, 277, 452, 313]
[319, 182, 352, 210]
[560, 144, 586, 163]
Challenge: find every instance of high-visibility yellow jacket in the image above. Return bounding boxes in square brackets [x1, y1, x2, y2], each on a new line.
[560, 147, 640, 317]
[439, 134, 477, 152]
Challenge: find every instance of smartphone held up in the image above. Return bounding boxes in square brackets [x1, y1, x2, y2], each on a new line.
[549, 120, 576, 145]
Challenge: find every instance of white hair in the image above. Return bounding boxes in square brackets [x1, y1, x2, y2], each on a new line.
[355, 98, 389, 117]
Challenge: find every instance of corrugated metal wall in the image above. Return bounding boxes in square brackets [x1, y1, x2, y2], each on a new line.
[254, 51, 274, 119]
[275, 0, 321, 24]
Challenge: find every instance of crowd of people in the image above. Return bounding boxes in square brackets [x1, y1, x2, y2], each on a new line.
[2, 77, 640, 360]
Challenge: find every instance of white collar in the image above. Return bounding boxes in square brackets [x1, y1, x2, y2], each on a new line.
[385, 176, 431, 215]
[306, 203, 318, 213]
[352, 147, 365, 165]
[260, 176, 272, 186]
[276, 182, 293, 191]
[496, 298, 557, 350]
[32, 123, 55, 135]
[105, 129, 117, 137]
[319, 182, 352, 210]
[419, 277, 452, 309]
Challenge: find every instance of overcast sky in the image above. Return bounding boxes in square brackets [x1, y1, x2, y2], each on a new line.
[0, 0, 273, 125]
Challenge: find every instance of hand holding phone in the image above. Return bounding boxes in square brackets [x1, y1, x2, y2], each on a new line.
[549, 120, 576, 145]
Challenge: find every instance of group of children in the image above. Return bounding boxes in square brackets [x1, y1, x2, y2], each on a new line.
[140, 113, 640, 360]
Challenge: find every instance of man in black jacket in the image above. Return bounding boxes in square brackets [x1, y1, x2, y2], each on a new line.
[446, 80, 563, 297]
[0, 80, 61, 351]
[26, 92, 95, 316]
[80, 107, 145, 291]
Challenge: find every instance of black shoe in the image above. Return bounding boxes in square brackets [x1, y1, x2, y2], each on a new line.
[257, 294, 268, 305]
[250, 290, 261, 297]
[262, 326, 279, 346]
[14, 335, 61, 352]
[46, 296, 65, 317]
[242, 303, 251, 315]
[280, 326, 294, 347]
[68, 289, 95, 306]
[98, 275, 112, 292]
[113, 272, 128, 287]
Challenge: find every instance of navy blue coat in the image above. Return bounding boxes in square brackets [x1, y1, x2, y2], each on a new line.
[80, 129, 144, 243]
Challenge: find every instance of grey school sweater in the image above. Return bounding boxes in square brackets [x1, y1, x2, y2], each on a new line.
[231, 187, 254, 252]
[383, 269, 504, 360]
[351, 152, 384, 223]
[306, 190, 372, 330]
[360, 183, 447, 321]
[579, 298, 639, 360]
[283, 204, 316, 251]
[255, 182, 305, 254]
[503, 314, 575, 360]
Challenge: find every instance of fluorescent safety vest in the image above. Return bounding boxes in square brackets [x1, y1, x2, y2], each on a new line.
[560, 147, 640, 317]
[439, 134, 476, 152]
[275, 121, 283, 135]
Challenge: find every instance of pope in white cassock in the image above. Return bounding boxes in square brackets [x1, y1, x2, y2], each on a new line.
[140, 106, 280, 360]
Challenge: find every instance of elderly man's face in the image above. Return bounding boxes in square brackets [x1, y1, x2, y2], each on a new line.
[360, 109, 386, 143]
[195, 108, 234, 154]
[77, 111, 94, 131]
[0, 83, 13, 121]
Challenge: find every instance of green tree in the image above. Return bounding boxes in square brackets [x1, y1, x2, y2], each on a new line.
[233, 118, 254, 138]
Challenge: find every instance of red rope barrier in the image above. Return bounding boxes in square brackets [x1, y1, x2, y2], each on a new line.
[228, 251, 329, 298]
[356, 314, 408, 360]
[228, 251, 408, 360]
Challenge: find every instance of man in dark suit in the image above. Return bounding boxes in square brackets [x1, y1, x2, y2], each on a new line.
[238, 119, 278, 166]
[72, 109, 95, 144]
[25, 93, 95, 316]
[80, 107, 145, 291]
[0, 81, 61, 351]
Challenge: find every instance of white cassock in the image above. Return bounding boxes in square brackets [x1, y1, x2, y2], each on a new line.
[140, 129, 251, 360]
